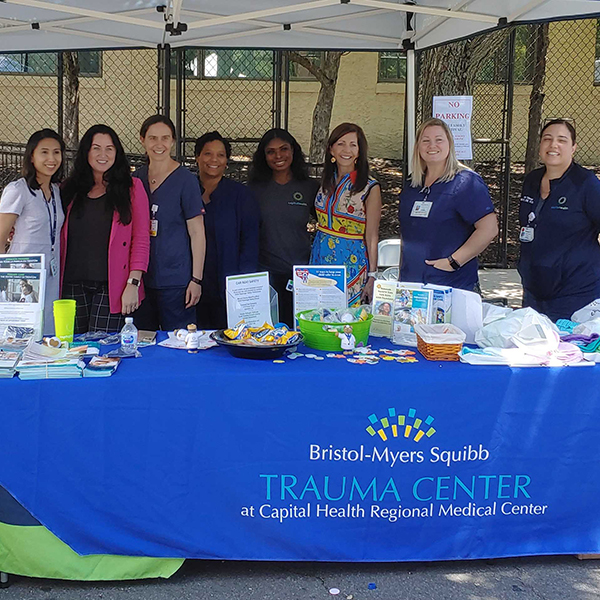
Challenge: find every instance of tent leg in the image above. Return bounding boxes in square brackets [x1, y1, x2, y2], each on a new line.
[406, 48, 416, 172]
[0, 572, 9, 588]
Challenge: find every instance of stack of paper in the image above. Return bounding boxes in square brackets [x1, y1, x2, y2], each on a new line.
[16, 342, 84, 380]
[0, 349, 21, 378]
[83, 356, 121, 378]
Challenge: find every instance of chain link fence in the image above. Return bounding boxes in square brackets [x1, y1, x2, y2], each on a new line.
[174, 48, 278, 180]
[1, 20, 599, 268]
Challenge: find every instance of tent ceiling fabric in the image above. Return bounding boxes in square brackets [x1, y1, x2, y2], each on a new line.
[0, 0, 599, 52]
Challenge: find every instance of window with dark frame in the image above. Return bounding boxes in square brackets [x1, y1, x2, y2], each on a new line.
[172, 49, 324, 81]
[594, 19, 600, 84]
[477, 25, 536, 85]
[173, 49, 274, 80]
[288, 51, 323, 80]
[0, 51, 102, 76]
[378, 51, 406, 83]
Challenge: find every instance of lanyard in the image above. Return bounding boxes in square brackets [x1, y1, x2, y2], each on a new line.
[42, 187, 57, 251]
[527, 195, 547, 227]
[419, 186, 432, 202]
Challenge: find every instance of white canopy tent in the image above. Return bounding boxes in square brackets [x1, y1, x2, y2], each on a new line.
[1, 0, 599, 155]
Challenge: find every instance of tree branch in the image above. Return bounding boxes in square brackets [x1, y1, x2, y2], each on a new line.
[286, 51, 330, 86]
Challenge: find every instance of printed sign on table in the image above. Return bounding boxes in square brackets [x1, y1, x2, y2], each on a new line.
[226, 271, 272, 328]
[293, 265, 347, 322]
[0, 254, 45, 340]
[432, 95, 473, 160]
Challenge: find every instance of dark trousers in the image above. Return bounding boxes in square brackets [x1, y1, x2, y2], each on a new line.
[62, 281, 125, 334]
[133, 286, 196, 331]
[196, 294, 228, 330]
[522, 288, 599, 323]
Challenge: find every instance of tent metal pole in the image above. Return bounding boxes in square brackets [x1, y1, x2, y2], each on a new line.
[57, 51, 64, 139]
[406, 48, 416, 173]
[159, 43, 171, 118]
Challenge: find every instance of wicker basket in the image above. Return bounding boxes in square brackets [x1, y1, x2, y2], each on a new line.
[414, 324, 466, 362]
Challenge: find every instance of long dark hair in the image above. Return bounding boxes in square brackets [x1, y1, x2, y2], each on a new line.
[248, 128, 309, 183]
[62, 124, 133, 225]
[322, 123, 369, 196]
[22, 129, 65, 190]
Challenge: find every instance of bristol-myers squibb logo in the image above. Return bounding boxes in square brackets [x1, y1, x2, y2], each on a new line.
[366, 408, 435, 443]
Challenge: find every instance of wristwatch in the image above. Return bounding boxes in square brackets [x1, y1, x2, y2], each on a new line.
[191, 276, 203, 286]
[367, 271, 377, 279]
[127, 277, 141, 287]
[447, 255, 461, 271]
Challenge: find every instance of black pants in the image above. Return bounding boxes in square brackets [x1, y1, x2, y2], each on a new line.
[133, 286, 196, 331]
[196, 294, 228, 330]
[62, 281, 125, 334]
[269, 272, 295, 328]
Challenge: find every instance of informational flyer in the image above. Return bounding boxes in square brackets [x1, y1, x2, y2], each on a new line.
[370, 280, 397, 338]
[293, 265, 347, 322]
[0, 254, 45, 341]
[432, 95, 473, 160]
[392, 284, 433, 347]
[226, 271, 272, 328]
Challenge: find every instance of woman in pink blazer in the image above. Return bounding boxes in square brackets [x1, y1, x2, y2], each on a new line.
[60, 124, 150, 333]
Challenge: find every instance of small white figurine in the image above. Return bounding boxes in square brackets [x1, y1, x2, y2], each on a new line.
[183, 324, 201, 353]
[337, 324, 356, 354]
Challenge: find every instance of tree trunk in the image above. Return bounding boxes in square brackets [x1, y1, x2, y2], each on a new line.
[287, 51, 342, 164]
[418, 30, 509, 123]
[63, 52, 80, 152]
[524, 23, 550, 175]
[308, 52, 341, 163]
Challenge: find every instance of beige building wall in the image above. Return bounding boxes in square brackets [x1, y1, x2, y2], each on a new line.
[0, 19, 598, 163]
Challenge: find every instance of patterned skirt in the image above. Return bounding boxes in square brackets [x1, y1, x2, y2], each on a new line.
[310, 230, 368, 307]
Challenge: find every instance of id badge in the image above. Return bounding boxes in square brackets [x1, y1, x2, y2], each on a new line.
[285, 279, 294, 292]
[410, 201, 433, 218]
[150, 219, 159, 237]
[520, 226, 535, 242]
[49, 256, 58, 277]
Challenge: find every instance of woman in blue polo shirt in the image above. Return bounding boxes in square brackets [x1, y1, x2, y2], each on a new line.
[194, 131, 259, 329]
[518, 119, 600, 321]
[398, 118, 498, 291]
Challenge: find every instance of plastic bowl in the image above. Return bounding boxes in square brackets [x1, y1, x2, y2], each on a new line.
[210, 330, 302, 360]
[296, 311, 373, 351]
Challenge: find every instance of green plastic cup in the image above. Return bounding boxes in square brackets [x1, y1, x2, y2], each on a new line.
[53, 299, 76, 343]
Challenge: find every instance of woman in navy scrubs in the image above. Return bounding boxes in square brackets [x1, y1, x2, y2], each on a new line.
[518, 119, 600, 321]
[398, 118, 498, 291]
[134, 115, 206, 331]
[194, 131, 259, 329]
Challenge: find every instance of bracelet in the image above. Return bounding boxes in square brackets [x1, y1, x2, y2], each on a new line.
[367, 271, 377, 279]
[191, 276, 203, 286]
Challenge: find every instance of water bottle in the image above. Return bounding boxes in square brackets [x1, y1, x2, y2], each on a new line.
[120, 317, 138, 355]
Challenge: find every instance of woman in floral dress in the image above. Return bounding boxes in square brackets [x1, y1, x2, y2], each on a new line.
[310, 123, 382, 305]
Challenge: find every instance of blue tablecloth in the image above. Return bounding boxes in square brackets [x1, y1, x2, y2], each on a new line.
[1, 340, 600, 562]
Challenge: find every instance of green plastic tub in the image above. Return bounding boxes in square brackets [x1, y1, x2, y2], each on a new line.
[296, 310, 373, 351]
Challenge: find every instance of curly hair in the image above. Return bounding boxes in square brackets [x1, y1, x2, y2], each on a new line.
[248, 128, 309, 183]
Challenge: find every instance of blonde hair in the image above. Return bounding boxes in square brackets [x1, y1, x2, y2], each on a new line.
[410, 118, 467, 187]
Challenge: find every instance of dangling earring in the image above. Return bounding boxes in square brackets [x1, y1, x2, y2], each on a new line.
[331, 156, 336, 163]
